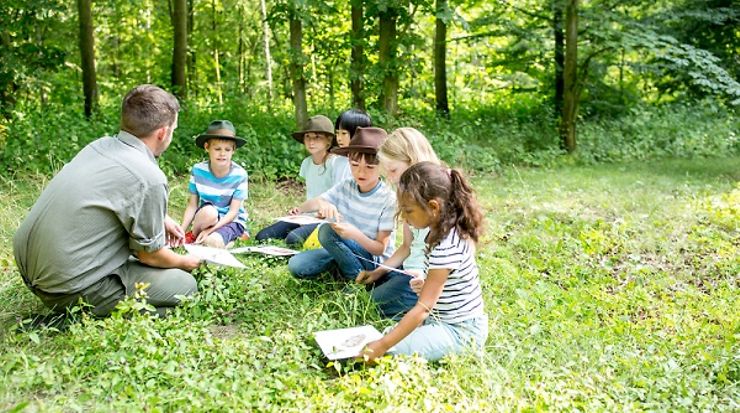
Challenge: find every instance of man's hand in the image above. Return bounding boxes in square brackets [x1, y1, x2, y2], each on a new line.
[287, 207, 301, 216]
[165, 216, 185, 247]
[180, 254, 203, 271]
[356, 268, 384, 285]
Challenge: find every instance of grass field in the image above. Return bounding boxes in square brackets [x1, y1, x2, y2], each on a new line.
[1, 158, 738, 411]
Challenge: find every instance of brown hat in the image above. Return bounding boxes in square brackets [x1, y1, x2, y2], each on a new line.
[332, 126, 388, 156]
[292, 115, 335, 143]
[195, 120, 246, 149]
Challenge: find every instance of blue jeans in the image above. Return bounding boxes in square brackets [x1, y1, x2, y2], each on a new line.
[389, 314, 489, 361]
[370, 271, 418, 319]
[288, 224, 375, 280]
[255, 222, 318, 246]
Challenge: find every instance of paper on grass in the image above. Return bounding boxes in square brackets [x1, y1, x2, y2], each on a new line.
[314, 325, 384, 360]
[230, 245, 299, 256]
[350, 253, 420, 278]
[276, 215, 327, 226]
[184, 244, 246, 268]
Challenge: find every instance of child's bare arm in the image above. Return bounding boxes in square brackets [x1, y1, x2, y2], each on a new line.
[180, 194, 199, 232]
[360, 268, 448, 362]
[298, 197, 340, 220]
[356, 225, 412, 284]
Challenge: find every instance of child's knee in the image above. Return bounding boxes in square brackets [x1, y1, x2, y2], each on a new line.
[202, 233, 225, 248]
[317, 223, 338, 245]
[194, 205, 219, 226]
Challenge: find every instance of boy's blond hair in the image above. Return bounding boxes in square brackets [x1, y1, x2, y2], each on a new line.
[378, 127, 440, 166]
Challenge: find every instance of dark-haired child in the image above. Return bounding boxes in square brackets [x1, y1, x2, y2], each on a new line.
[288, 127, 396, 280]
[335, 109, 372, 148]
[360, 162, 488, 362]
[255, 115, 351, 245]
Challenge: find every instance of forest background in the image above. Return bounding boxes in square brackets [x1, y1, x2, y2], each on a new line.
[0, 0, 738, 411]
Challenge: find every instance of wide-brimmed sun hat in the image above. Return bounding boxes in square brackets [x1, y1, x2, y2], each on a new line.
[195, 120, 246, 149]
[332, 126, 388, 156]
[291, 115, 336, 143]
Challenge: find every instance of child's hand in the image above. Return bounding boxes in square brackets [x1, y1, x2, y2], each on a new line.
[330, 222, 359, 239]
[195, 230, 212, 244]
[356, 269, 383, 285]
[287, 207, 301, 216]
[317, 204, 341, 222]
[410, 277, 425, 295]
[359, 339, 388, 363]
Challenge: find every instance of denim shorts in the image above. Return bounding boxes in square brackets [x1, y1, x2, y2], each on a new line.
[214, 222, 245, 245]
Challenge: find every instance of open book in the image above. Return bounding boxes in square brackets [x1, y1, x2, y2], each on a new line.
[184, 244, 246, 269]
[314, 325, 384, 360]
[230, 246, 299, 256]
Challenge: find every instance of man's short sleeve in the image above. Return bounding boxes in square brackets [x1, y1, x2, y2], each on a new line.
[118, 183, 168, 252]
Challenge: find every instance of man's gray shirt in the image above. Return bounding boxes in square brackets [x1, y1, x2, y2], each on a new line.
[13, 131, 169, 294]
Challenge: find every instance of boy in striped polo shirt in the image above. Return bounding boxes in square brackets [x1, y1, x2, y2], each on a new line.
[288, 127, 396, 280]
[181, 120, 249, 248]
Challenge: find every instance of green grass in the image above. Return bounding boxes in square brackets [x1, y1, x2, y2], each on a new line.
[1, 158, 738, 411]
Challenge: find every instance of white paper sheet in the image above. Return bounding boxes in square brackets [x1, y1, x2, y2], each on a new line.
[184, 244, 246, 268]
[230, 246, 299, 256]
[276, 215, 327, 225]
[314, 325, 384, 360]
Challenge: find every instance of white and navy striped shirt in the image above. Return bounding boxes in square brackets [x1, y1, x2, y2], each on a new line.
[426, 229, 485, 323]
[320, 178, 396, 260]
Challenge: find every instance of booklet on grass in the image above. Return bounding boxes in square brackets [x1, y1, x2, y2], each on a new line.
[184, 244, 246, 268]
[314, 325, 384, 360]
[230, 246, 299, 256]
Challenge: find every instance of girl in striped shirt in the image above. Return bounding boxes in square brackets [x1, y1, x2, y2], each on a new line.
[361, 162, 488, 362]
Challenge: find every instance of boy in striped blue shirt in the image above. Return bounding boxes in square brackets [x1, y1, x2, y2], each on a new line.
[181, 120, 248, 248]
[288, 127, 396, 280]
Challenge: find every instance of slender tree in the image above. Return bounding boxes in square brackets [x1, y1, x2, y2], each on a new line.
[172, 0, 188, 98]
[289, 9, 308, 129]
[378, 7, 399, 116]
[553, 0, 564, 120]
[560, 0, 578, 152]
[350, 0, 365, 110]
[260, 0, 274, 109]
[77, 0, 98, 118]
[434, 0, 450, 117]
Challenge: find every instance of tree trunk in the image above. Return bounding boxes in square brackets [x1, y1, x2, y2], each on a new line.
[77, 0, 98, 118]
[350, 0, 365, 110]
[434, 0, 449, 117]
[188, 0, 197, 98]
[238, 6, 244, 91]
[260, 0, 273, 110]
[553, 0, 564, 120]
[289, 12, 308, 129]
[560, 0, 578, 153]
[172, 0, 187, 98]
[212, 0, 222, 104]
[378, 9, 399, 116]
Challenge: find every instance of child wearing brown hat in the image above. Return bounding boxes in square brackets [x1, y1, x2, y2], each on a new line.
[181, 120, 249, 248]
[255, 115, 352, 245]
[287, 127, 397, 282]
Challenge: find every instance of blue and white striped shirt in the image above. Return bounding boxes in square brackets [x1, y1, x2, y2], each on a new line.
[320, 178, 396, 260]
[426, 229, 485, 323]
[188, 161, 248, 225]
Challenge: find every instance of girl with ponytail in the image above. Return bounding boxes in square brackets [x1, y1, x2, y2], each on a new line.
[360, 162, 487, 362]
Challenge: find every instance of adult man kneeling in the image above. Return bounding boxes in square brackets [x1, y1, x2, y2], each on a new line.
[13, 84, 202, 317]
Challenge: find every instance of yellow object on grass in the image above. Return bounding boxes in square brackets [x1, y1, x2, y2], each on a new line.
[303, 226, 322, 249]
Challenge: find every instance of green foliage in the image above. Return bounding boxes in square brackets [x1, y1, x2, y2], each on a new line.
[1, 158, 738, 410]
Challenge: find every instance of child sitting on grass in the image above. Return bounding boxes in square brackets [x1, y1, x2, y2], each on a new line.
[360, 162, 488, 362]
[356, 127, 441, 318]
[287, 127, 396, 281]
[255, 115, 350, 245]
[181, 120, 249, 248]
